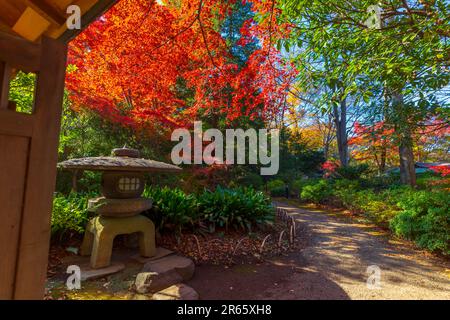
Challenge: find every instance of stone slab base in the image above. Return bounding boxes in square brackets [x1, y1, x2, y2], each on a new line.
[80, 263, 126, 281]
[131, 247, 174, 264]
[132, 284, 199, 300]
[134, 255, 195, 294]
[153, 284, 199, 300]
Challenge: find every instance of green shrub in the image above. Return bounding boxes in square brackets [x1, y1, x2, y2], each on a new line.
[267, 179, 285, 190]
[416, 171, 447, 190]
[267, 179, 287, 197]
[335, 164, 370, 180]
[143, 186, 199, 232]
[293, 175, 449, 255]
[380, 185, 415, 204]
[270, 186, 287, 197]
[300, 179, 332, 203]
[291, 179, 304, 194]
[291, 178, 313, 195]
[357, 190, 399, 225]
[237, 172, 264, 190]
[51, 193, 94, 237]
[390, 191, 450, 255]
[333, 179, 360, 192]
[51, 187, 275, 236]
[359, 175, 400, 190]
[198, 186, 275, 231]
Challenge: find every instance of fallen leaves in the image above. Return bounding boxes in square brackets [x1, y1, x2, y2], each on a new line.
[157, 213, 305, 265]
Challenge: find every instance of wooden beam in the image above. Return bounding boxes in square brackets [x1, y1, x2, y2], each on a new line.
[0, 31, 41, 72]
[12, 7, 51, 42]
[0, 21, 14, 36]
[48, 0, 74, 12]
[0, 0, 26, 28]
[26, 0, 67, 26]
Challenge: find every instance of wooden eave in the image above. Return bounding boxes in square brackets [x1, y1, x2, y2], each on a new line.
[0, 0, 118, 44]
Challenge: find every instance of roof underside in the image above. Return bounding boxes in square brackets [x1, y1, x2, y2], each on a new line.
[0, 0, 117, 43]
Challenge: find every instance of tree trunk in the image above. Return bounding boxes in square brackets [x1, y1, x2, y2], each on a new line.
[393, 93, 416, 186]
[379, 144, 387, 174]
[333, 98, 349, 167]
[399, 133, 416, 186]
[323, 143, 329, 160]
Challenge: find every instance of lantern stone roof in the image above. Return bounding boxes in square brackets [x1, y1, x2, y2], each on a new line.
[58, 156, 182, 173]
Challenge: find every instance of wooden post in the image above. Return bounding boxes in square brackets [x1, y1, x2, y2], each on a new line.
[0, 135, 30, 299]
[0, 62, 12, 110]
[12, 36, 67, 300]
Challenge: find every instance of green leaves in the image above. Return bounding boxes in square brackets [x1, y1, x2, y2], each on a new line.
[144, 186, 275, 233]
[197, 186, 275, 232]
[391, 190, 450, 255]
[144, 186, 199, 232]
[51, 192, 96, 237]
[272, 0, 449, 176]
[8, 71, 36, 114]
[51, 187, 274, 237]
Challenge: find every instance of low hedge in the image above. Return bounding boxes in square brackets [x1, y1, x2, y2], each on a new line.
[293, 178, 449, 255]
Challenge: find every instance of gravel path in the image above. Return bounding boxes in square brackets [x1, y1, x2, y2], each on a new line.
[265, 202, 449, 299]
[188, 201, 450, 300]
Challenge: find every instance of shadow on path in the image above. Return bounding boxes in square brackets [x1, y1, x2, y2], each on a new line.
[188, 201, 449, 300]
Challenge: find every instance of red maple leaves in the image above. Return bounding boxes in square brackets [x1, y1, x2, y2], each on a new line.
[66, 0, 295, 131]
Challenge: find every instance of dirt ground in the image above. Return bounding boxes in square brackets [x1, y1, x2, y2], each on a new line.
[187, 201, 450, 300]
[47, 201, 449, 300]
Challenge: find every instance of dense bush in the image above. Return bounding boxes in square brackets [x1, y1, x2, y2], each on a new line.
[290, 179, 304, 194]
[291, 178, 313, 195]
[52, 186, 275, 237]
[416, 172, 449, 190]
[237, 172, 264, 190]
[198, 186, 275, 231]
[300, 179, 332, 203]
[293, 175, 449, 255]
[352, 190, 400, 225]
[147, 186, 275, 232]
[335, 164, 370, 180]
[267, 179, 287, 197]
[143, 186, 199, 232]
[51, 193, 95, 237]
[390, 191, 449, 255]
[267, 179, 285, 190]
[359, 174, 400, 190]
[270, 186, 287, 197]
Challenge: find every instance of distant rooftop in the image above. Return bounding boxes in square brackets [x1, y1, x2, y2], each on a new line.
[416, 162, 450, 168]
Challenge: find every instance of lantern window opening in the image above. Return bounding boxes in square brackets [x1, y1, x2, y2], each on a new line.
[118, 177, 141, 192]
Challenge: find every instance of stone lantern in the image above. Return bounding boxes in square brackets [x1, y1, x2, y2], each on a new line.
[58, 147, 181, 269]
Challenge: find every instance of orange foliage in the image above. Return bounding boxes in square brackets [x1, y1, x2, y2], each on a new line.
[66, 0, 295, 131]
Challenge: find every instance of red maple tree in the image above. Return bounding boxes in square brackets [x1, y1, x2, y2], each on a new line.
[66, 0, 295, 131]
[349, 121, 397, 174]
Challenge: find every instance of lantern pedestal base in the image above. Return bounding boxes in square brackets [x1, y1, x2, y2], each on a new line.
[81, 215, 156, 269]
